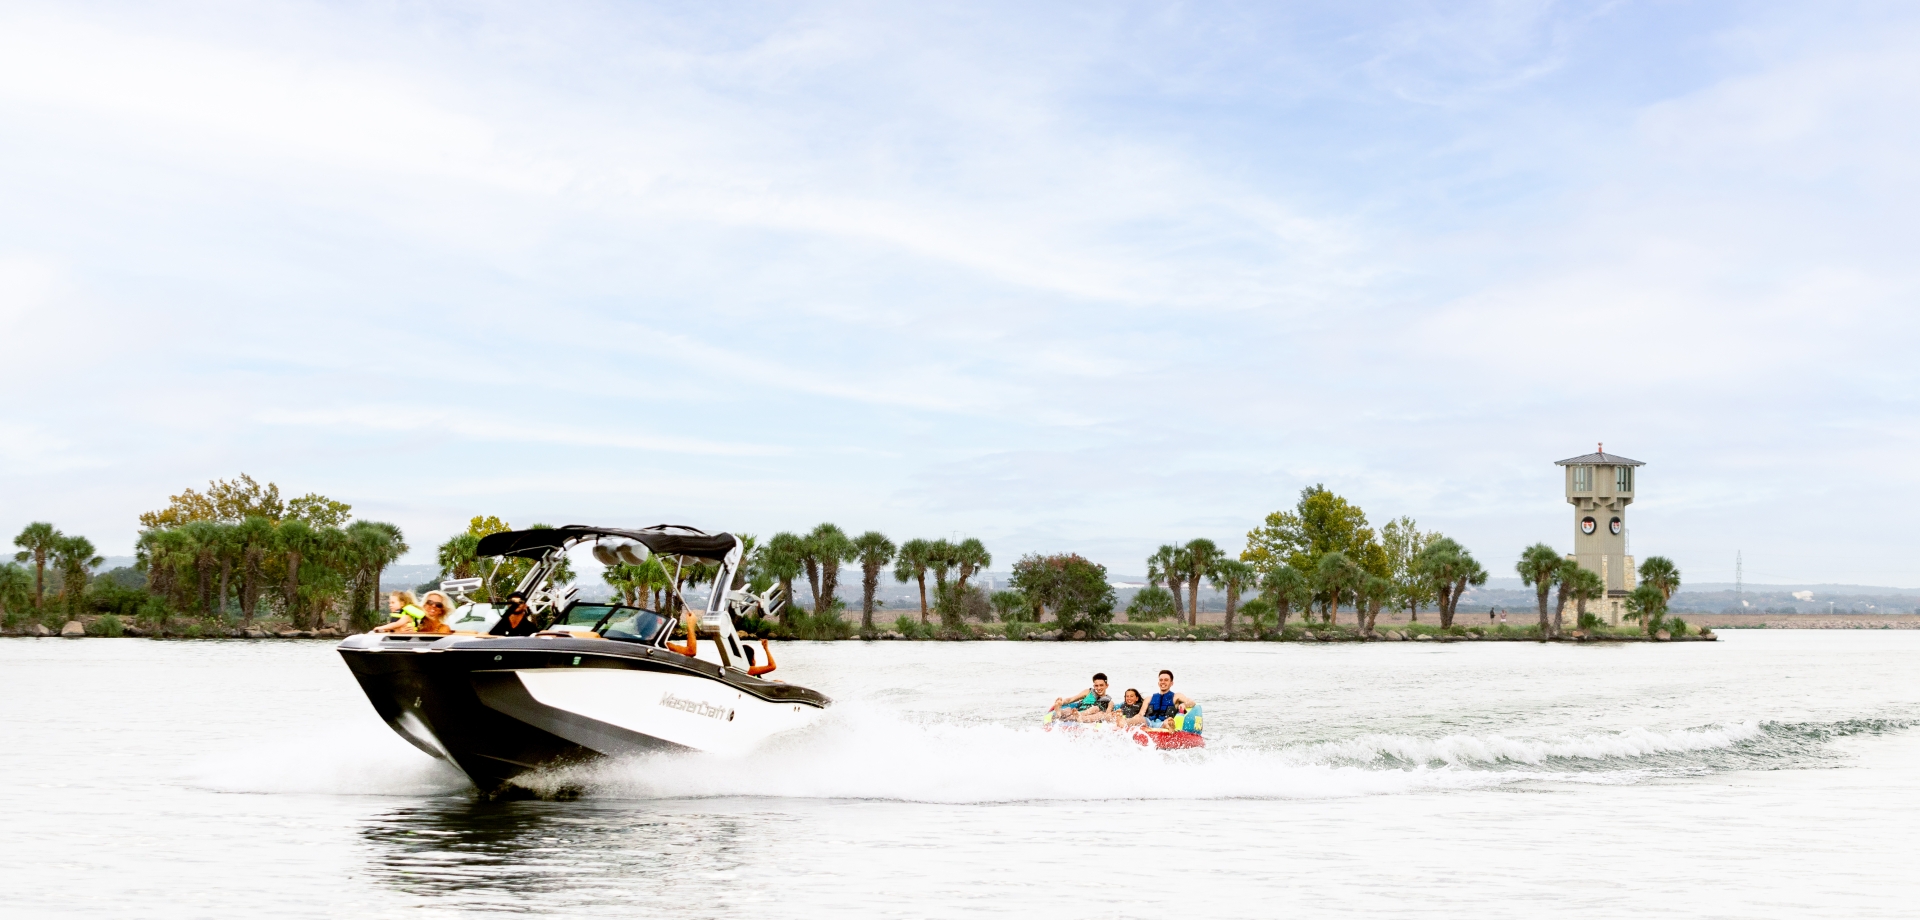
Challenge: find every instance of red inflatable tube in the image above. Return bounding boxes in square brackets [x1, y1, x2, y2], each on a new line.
[1133, 730, 1206, 750]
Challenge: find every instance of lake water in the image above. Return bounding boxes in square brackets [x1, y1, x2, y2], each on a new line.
[2, 632, 1916, 918]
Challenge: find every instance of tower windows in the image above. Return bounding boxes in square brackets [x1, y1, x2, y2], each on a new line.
[1616, 466, 1633, 492]
[1573, 466, 1593, 491]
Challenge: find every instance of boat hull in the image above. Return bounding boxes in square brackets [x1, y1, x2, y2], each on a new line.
[338, 633, 829, 795]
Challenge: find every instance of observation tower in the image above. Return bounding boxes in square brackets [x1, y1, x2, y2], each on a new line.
[1556, 445, 1645, 625]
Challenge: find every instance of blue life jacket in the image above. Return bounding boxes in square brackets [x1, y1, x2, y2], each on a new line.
[1146, 690, 1178, 721]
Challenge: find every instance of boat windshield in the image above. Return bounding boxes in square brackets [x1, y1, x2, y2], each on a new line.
[598, 608, 673, 644]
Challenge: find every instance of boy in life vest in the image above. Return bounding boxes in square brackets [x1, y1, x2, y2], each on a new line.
[1115, 669, 1199, 732]
[1048, 672, 1112, 723]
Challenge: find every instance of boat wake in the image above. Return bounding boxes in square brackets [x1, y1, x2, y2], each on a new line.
[187, 706, 1912, 803]
[509, 706, 1913, 803]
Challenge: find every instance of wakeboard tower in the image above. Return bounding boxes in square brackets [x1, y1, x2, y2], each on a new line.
[338, 524, 828, 796]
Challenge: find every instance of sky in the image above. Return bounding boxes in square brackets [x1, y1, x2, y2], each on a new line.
[2, 1, 1917, 585]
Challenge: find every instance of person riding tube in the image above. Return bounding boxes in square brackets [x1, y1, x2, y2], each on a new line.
[1120, 669, 1197, 731]
[1049, 673, 1112, 723]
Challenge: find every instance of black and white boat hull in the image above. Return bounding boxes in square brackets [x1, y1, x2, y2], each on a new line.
[339, 632, 828, 795]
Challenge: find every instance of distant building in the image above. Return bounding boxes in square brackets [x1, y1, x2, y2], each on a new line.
[1556, 445, 1645, 625]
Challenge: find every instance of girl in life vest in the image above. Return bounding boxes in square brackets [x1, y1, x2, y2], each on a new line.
[373, 591, 428, 633]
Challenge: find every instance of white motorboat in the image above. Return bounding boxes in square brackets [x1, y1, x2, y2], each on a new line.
[337, 524, 827, 795]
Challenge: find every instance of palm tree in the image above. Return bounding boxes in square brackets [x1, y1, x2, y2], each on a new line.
[180, 520, 223, 617]
[278, 519, 319, 627]
[1148, 544, 1188, 622]
[952, 538, 991, 592]
[1624, 583, 1668, 635]
[893, 538, 935, 624]
[53, 535, 103, 617]
[1259, 565, 1311, 635]
[1357, 574, 1394, 635]
[925, 539, 958, 598]
[803, 524, 854, 615]
[1182, 539, 1219, 627]
[233, 515, 275, 626]
[436, 532, 482, 581]
[346, 521, 407, 627]
[136, 527, 189, 622]
[1516, 543, 1562, 639]
[0, 563, 31, 625]
[1557, 561, 1603, 633]
[350, 522, 401, 601]
[851, 531, 895, 631]
[1412, 537, 1488, 628]
[1208, 558, 1255, 637]
[1638, 556, 1681, 602]
[758, 532, 805, 624]
[12, 522, 62, 611]
[1314, 551, 1363, 627]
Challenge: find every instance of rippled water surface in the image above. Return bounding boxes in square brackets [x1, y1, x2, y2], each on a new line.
[3, 632, 1917, 918]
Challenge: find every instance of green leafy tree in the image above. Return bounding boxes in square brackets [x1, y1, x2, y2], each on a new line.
[12, 522, 62, 611]
[1516, 543, 1563, 639]
[851, 531, 896, 631]
[53, 535, 104, 618]
[140, 474, 352, 529]
[1380, 517, 1435, 622]
[1638, 556, 1681, 602]
[893, 538, 935, 624]
[1412, 537, 1487, 628]
[1243, 485, 1375, 576]
[1208, 558, 1256, 637]
[934, 581, 992, 627]
[1125, 584, 1177, 623]
[990, 589, 1031, 622]
[1009, 553, 1115, 638]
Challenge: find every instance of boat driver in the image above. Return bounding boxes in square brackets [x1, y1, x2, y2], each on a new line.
[1050, 673, 1112, 722]
[1115, 669, 1196, 729]
[488, 592, 540, 637]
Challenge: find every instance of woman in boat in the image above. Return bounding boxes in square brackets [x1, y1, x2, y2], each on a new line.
[1108, 688, 1144, 726]
[414, 591, 457, 635]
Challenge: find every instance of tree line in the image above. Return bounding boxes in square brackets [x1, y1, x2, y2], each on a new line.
[5, 475, 408, 633]
[8, 474, 1688, 641]
[1122, 484, 1689, 639]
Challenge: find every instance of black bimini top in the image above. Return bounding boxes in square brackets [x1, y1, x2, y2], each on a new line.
[475, 525, 739, 562]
